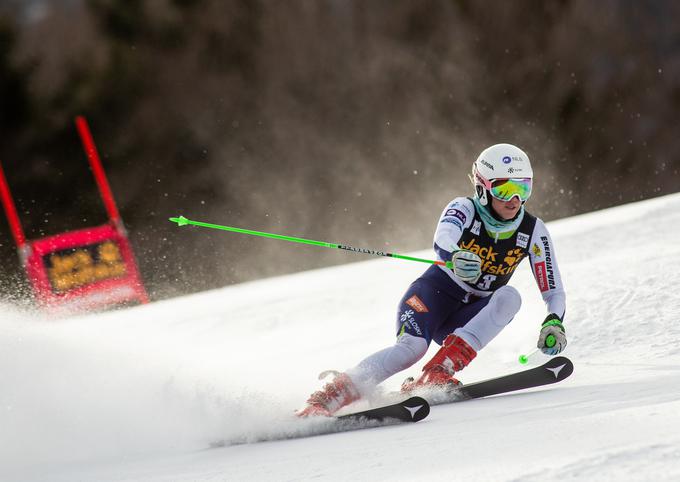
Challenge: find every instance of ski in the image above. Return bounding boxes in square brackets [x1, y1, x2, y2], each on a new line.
[209, 397, 429, 447]
[212, 358, 570, 447]
[454, 356, 574, 402]
[404, 356, 574, 405]
[336, 396, 430, 423]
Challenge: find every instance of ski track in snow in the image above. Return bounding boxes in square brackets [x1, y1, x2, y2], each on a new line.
[1, 193, 680, 481]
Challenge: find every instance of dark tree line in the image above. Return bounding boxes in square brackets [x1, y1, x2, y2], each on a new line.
[1, 0, 679, 301]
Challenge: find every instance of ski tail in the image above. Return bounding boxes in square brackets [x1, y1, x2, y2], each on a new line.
[336, 396, 430, 423]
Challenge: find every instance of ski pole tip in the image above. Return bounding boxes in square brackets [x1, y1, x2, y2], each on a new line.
[169, 215, 189, 226]
[518, 347, 540, 365]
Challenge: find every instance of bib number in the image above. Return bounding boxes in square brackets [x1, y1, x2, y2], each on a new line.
[476, 274, 497, 290]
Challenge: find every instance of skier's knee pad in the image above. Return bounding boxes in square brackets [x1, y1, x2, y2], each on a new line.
[394, 333, 428, 364]
[489, 285, 522, 327]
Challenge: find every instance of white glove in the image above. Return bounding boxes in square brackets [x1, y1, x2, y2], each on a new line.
[537, 314, 567, 355]
[451, 249, 482, 283]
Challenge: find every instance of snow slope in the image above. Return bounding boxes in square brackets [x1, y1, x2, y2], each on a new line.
[2, 193, 680, 482]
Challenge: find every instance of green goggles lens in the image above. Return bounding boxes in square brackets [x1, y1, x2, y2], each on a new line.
[490, 178, 532, 202]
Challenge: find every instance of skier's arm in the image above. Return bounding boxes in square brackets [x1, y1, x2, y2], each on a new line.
[433, 198, 474, 261]
[528, 220, 566, 319]
[529, 220, 567, 354]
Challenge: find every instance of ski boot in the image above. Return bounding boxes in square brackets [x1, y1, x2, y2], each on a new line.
[297, 371, 360, 417]
[402, 334, 476, 393]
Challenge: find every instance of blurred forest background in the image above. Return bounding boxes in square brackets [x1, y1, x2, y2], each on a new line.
[1, 0, 679, 302]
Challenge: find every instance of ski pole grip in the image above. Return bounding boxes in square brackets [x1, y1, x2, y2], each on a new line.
[545, 334, 556, 348]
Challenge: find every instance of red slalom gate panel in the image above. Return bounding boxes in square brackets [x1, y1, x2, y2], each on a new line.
[24, 224, 149, 311]
[0, 116, 149, 313]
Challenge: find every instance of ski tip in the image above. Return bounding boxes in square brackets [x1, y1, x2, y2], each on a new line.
[401, 396, 430, 422]
[544, 356, 574, 381]
[169, 215, 189, 226]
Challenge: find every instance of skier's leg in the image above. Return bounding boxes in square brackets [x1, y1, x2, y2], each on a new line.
[413, 286, 522, 387]
[345, 333, 428, 392]
[346, 275, 462, 385]
[297, 333, 430, 417]
[449, 285, 522, 351]
[298, 277, 459, 416]
[343, 279, 465, 396]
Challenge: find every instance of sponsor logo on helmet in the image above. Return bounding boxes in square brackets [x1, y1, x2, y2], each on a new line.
[480, 159, 494, 171]
[507, 167, 525, 175]
[502, 156, 512, 164]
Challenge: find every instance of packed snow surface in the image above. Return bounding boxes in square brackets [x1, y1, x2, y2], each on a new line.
[2, 193, 680, 481]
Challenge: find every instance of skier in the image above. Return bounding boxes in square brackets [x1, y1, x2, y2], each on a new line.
[297, 143, 567, 417]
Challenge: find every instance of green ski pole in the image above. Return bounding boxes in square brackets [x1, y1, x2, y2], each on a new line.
[169, 215, 452, 268]
[519, 335, 556, 364]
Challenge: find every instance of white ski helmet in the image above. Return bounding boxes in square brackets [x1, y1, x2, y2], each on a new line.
[471, 143, 534, 206]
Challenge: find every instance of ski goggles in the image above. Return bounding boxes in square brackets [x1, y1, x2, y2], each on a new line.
[477, 174, 533, 202]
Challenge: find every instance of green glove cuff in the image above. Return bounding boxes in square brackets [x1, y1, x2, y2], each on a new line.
[541, 318, 565, 332]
